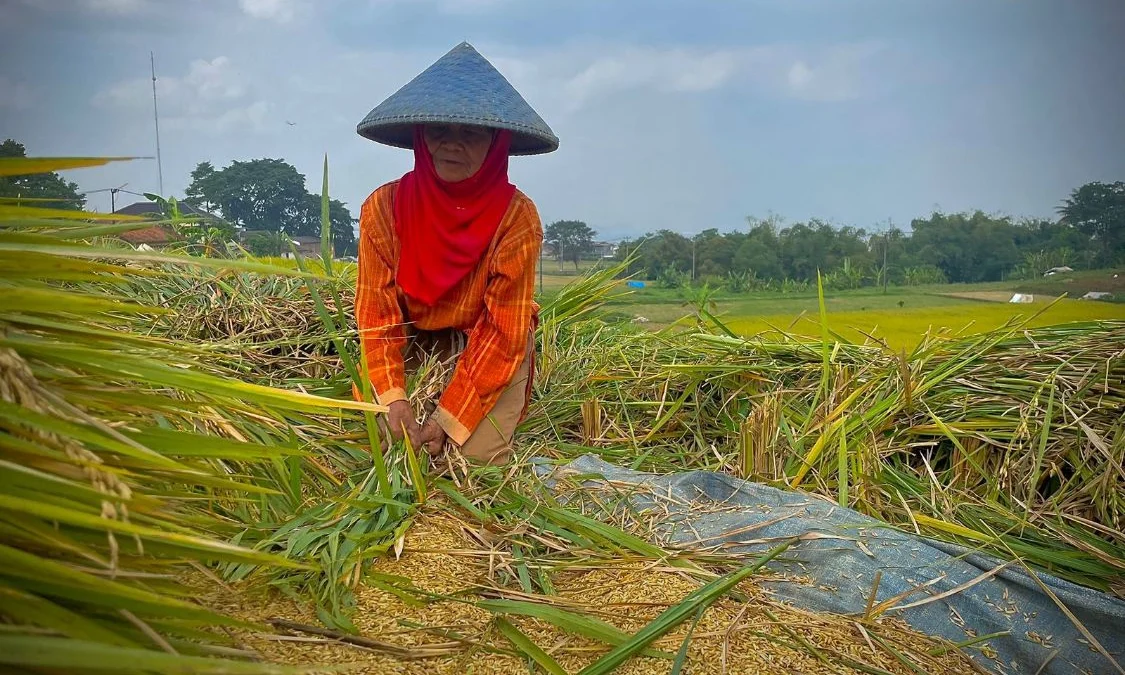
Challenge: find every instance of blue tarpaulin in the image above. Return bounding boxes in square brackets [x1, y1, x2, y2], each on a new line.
[538, 455, 1125, 675]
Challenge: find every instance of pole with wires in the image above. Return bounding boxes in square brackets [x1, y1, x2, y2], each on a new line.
[150, 51, 164, 197]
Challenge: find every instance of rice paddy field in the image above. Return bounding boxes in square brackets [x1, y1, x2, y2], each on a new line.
[584, 272, 1125, 351]
[728, 298, 1125, 350]
[3, 158, 1123, 674]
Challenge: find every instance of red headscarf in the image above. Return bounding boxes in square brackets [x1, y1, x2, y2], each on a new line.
[393, 126, 516, 306]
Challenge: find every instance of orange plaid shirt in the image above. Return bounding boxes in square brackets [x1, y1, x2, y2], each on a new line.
[354, 181, 542, 445]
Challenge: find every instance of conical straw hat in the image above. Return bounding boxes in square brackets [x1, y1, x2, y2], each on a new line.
[357, 42, 558, 155]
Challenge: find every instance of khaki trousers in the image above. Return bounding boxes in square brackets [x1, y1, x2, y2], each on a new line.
[404, 329, 534, 465]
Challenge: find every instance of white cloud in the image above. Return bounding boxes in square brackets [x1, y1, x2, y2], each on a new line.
[183, 56, 246, 101]
[781, 44, 883, 102]
[488, 42, 883, 115]
[94, 57, 245, 108]
[92, 57, 266, 134]
[165, 100, 272, 134]
[787, 61, 813, 90]
[239, 0, 300, 22]
[560, 48, 743, 110]
[487, 47, 745, 116]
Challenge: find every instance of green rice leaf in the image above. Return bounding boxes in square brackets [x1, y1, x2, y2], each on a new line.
[495, 617, 568, 675]
[0, 635, 307, 673]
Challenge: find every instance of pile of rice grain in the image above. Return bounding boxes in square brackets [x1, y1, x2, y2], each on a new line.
[198, 508, 985, 675]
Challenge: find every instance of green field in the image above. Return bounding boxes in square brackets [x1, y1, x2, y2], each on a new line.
[728, 299, 1125, 350]
[576, 268, 1125, 350]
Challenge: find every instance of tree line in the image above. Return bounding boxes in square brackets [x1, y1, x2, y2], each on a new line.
[4, 137, 1120, 275]
[608, 181, 1123, 290]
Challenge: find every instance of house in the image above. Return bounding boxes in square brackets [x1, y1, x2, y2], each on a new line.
[117, 224, 181, 247]
[112, 201, 219, 247]
[592, 241, 618, 258]
[286, 235, 321, 259]
[539, 241, 617, 259]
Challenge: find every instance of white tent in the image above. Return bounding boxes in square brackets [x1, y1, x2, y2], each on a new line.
[1043, 266, 1074, 276]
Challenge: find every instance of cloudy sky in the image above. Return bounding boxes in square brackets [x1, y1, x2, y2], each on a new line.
[2, 0, 1123, 239]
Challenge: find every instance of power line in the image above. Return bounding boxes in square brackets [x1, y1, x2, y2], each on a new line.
[84, 183, 129, 212]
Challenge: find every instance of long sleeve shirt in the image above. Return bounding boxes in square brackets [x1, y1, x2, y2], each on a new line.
[354, 180, 542, 445]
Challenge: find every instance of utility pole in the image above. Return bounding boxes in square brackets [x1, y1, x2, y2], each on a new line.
[109, 184, 129, 213]
[150, 51, 164, 196]
[691, 234, 697, 282]
[538, 242, 544, 295]
[82, 183, 128, 213]
[882, 220, 891, 295]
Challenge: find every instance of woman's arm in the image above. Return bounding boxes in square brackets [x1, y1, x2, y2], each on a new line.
[429, 197, 542, 445]
[354, 187, 409, 406]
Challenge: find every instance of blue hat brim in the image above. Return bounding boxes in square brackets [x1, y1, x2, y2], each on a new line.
[357, 43, 559, 156]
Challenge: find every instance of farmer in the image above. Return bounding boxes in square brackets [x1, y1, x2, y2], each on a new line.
[352, 43, 558, 465]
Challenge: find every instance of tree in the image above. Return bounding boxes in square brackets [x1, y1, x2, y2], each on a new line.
[184, 158, 308, 234]
[907, 211, 1021, 283]
[0, 139, 86, 210]
[544, 220, 596, 270]
[616, 230, 692, 279]
[1059, 181, 1125, 265]
[184, 162, 218, 212]
[693, 228, 733, 278]
[295, 193, 357, 257]
[184, 158, 358, 256]
[733, 217, 782, 280]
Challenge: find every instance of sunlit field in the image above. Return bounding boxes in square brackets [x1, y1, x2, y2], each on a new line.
[726, 298, 1125, 351]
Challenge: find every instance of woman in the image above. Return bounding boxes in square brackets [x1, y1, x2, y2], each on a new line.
[353, 42, 558, 465]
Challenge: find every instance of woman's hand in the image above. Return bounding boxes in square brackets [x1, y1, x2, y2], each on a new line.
[417, 418, 449, 456]
[385, 400, 422, 449]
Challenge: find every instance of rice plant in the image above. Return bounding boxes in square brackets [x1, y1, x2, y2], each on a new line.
[0, 156, 386, 670]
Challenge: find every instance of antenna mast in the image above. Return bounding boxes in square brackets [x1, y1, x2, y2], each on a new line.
[150, 51, 164, 196]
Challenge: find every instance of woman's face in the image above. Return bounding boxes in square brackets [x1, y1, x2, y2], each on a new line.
[422, 124, 495, 182]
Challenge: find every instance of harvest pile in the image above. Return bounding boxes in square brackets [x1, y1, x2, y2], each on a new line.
[194, 508, 984, 674]
[1, 157, 1120, 673]
[142, 262, 1125, 597]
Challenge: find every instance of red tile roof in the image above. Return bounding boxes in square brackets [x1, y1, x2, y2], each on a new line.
[119, 225, 179, 245]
